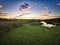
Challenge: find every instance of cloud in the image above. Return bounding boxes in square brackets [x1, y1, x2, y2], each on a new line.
[0, 13, 11, 19]
[0, 4, 3, 9]
[19, 3, 31, 11]
[56, 3, 60, 6]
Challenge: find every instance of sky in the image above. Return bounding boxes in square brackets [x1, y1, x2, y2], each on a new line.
[0, 0, 60, 19]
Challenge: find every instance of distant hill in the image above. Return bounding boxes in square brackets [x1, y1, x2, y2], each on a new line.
[0, 18, 60, 25]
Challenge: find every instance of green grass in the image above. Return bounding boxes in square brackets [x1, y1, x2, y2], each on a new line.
[0, 18, 60, 45]
[0, 25, 60, 45]
[0, 21, 23, 37]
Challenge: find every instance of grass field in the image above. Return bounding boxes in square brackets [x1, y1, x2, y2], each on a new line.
[0, 19, 60, 45]
[0, 25, 60, 45]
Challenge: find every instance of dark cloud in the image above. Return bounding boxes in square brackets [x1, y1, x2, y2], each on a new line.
[19, 3, 31, 11]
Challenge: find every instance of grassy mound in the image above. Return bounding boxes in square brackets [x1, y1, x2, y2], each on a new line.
[0, 21, 23, 37]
